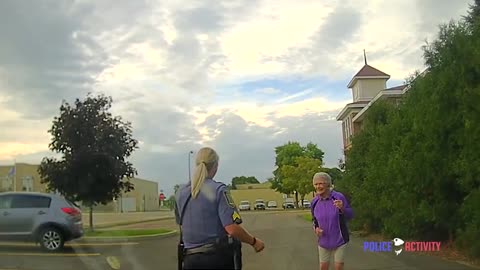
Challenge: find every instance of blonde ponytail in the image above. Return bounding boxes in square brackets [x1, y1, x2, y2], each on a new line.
[190, 147, 219, 198]
[191, 162, 208, 198]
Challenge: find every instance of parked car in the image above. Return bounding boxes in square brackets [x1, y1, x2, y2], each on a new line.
[267, 200, 277, 208]
[301, 199, 311, 208]
[254, 199, 266, 210]
[282, 198, 295, 209]
[238, 200, 251, 211]
[0, 192, 84, 252]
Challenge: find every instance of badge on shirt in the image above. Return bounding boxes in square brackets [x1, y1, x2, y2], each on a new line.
[224, 191, 236, 208]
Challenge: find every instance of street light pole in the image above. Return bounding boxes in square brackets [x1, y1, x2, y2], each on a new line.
[188, 150, 194, 182]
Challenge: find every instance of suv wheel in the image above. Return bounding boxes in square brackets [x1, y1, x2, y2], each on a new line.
[39, 227, 65, 252]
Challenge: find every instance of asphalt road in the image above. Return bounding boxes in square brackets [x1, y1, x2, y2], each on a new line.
[0, 211, 477, 270]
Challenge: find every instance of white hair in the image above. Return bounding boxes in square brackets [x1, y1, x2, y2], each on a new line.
[312, 172, 332, 186]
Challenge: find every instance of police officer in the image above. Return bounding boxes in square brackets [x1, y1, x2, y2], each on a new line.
[175, 147, 265, 270]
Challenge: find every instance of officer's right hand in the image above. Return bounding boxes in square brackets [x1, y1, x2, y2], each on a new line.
[252, 238, 265, 253]
[315, 227, 323, 237]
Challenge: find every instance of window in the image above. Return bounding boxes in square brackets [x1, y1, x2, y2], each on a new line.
[10, 195, 51, 208]
[0, 195, 12, 209]
[0, 176, 13, 191]
[21, 176, 34, 192]
[346, 117, 351, 142]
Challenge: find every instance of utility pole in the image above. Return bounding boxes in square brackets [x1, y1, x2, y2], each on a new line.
[188, 150, 194, 181]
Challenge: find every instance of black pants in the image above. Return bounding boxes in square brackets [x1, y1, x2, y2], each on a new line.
[183, 248, 241, 270]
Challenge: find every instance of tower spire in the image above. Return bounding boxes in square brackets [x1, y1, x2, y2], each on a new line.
[363, 49, 367, 65]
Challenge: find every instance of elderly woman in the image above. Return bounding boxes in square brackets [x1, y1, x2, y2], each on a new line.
[311, 172, 353, 270]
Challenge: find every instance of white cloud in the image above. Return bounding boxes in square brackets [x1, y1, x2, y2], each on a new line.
[0, 105, 52, 161]
[219, 1, 333, 78]
[0, 0, 473, 194]
[191, 95, 349, 130]
[0, 143, 48, 161]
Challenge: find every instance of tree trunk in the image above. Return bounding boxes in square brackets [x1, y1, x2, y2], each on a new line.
[89, 205, 94, 232]
[295, 191, 299, 208]
[448, 229, 454, 246]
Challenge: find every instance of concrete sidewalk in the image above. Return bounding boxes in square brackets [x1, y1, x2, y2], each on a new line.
[82, 210, 174, 228]
[99, 209, 311, 230]
[105, 218, 179, 231]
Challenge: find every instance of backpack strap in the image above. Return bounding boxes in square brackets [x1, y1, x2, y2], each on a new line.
[311, 198, 319, 228]
[177, 193, 192, 270]
[179, 193, 192, 240]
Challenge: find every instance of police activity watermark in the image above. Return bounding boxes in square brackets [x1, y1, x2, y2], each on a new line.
[364, 238, 441, 255]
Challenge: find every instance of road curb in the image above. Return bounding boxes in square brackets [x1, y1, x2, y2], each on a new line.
[240, 209, 310, 215]
[75, 230, 178, 243]
[88, 216, 175, 229]
[264, 210, 310, 215]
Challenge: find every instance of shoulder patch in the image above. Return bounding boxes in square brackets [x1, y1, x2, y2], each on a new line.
[223, 191, 236, 208]
[232, 211, 242, 224]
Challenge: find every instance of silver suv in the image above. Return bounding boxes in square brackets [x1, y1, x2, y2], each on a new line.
[0, 192, 84, 252]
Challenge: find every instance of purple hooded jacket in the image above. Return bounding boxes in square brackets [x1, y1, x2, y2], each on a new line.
[311, 190, 353, 250]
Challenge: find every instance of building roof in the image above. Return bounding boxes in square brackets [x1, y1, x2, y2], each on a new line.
[354, 64, 390, 77]
[385, 85, 407, 91]
[336, 101, 369, 121]
[348, 100, 370, 105]
[347, 64, 391, 88]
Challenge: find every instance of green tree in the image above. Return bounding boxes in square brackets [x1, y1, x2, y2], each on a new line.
[173, 184, 180, 194]
[168, 195, 176, 211]
[282, 157, 322, 207]
[231, 176, 259, 189]
[271, 141, 324, 200]
[38, 93, 138, 231]
[338, 100, 400, 233]
[322, 167, 344, 186]
[465, 0, 480, 25]
[340, 2, 480, 258]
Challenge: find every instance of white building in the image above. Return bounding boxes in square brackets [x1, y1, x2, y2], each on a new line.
[336, 62, 409, 155]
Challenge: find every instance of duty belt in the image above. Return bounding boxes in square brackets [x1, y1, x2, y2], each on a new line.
[185, 243, 217, 255]
[184, 236, 238, 255]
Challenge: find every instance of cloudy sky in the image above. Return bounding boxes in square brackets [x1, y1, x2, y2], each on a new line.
[0, 0, 471, 195]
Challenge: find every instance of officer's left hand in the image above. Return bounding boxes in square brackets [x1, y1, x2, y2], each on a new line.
[252, 238, 265, 253]
[333, 199, 343, 211]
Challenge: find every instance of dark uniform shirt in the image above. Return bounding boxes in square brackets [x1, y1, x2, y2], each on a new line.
[175, 178, 242, 249]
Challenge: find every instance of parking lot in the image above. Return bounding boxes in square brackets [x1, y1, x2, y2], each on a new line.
[0, 209, 313, 270]
[0, 211, 314, 270]
[0, 241, 139, 270]
[1, 210, 477, 270]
